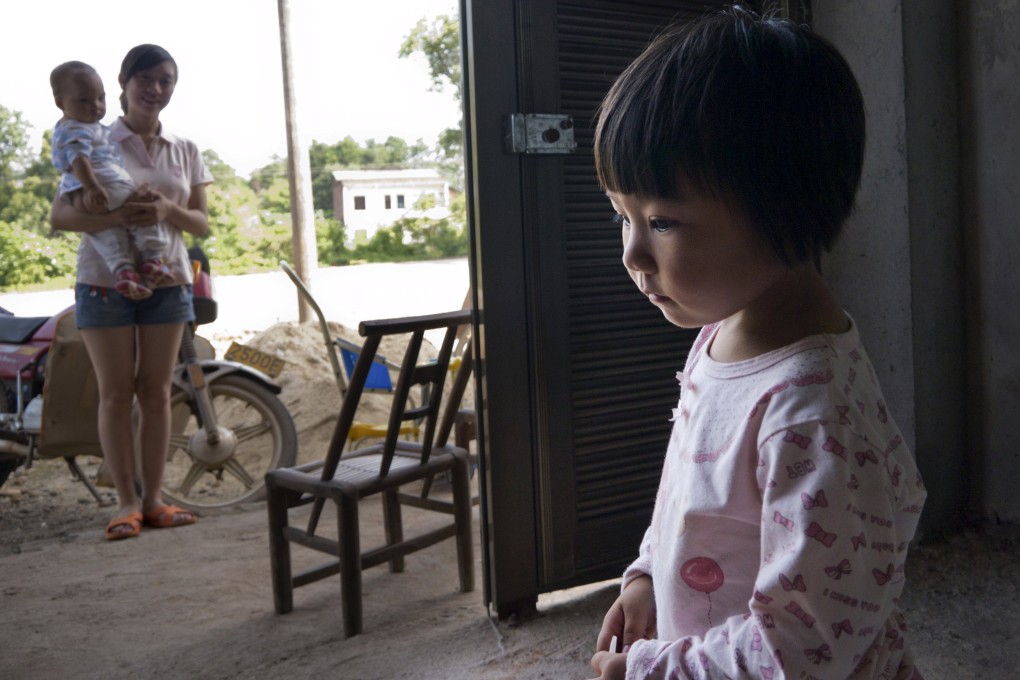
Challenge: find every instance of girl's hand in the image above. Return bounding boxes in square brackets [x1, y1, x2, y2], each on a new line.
[587, 650, 628, 680]
[595, 575, 656, 654]
[587, 575, 656, 678]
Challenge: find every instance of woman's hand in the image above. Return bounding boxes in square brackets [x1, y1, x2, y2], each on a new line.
[588, 575, 656, 678]
[51, 190, 137, 234]
[123, 186, 173, 227]
[124, 183, 210, 237]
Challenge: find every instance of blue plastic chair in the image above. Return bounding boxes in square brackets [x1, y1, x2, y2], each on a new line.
[337, 339, 396, 393]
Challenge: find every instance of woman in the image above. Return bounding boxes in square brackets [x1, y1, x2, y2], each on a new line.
[50, 44, 213, 540]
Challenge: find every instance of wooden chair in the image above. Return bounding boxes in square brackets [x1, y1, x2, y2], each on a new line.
[265, 309, 474, 637]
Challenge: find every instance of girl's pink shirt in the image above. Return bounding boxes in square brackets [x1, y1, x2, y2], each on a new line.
[622, 320, 925, 680]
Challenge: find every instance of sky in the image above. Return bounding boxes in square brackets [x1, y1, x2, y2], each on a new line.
[0, 0, 461, 179]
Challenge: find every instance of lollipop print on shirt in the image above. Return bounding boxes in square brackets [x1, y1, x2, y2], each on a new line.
[681, 556, 725, 626]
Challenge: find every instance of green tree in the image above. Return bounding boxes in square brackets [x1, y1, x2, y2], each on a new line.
[399, 15, 462, 100]
[202, 149, 242, 186]
[258, 176, 292, 214]
[0, 105, 33, 183]
[316, 216, 350, 266]
[249, 155, 286, 194]
[24, 129, 60, 186]
[398, 13, 464, 188]
[0, 221, 78, 288]
[0, 105, 77, 288]
[1, 125, 60, 232]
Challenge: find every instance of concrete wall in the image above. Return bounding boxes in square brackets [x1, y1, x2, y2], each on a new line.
[959, 1, 1020, 523]
[813, 0, 1020, 527]
[900, 1, 969, 531]
[812, 2, 918, 475]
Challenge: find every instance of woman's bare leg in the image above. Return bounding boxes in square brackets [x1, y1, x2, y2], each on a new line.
[134, 322, 186, 517]
[80, 326, 140, 531]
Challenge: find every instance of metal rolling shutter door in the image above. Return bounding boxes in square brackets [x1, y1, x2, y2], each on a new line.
[551, 1, 720, 579]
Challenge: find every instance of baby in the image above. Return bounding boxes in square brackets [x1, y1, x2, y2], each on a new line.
[50, 60, 173, 300]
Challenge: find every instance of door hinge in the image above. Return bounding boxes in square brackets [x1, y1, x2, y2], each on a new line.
[505, 113, 577, 155]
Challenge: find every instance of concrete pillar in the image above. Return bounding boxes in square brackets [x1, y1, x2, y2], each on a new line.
[958, 2, 1020, 524]
[813, 1, 967, 535]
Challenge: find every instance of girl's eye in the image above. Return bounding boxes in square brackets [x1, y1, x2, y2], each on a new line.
[650, 218, 674, 232]
[611, 213, 630, 227]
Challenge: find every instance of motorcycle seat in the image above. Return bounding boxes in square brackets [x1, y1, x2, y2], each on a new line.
[0, 317, 51, 344]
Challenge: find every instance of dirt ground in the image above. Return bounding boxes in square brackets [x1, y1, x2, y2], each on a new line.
[2, 320, 1019, 679]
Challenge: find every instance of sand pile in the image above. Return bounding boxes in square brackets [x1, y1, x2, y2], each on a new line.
[237, 321, 470, 464]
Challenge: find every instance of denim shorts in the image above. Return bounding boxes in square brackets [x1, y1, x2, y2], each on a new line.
[75, 284, 195, 329]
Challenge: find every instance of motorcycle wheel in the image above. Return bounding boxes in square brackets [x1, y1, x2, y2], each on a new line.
[161, 374, 297, 511]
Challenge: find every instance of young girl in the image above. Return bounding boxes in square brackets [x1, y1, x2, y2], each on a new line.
[588, 7, 925, 680]
[50, 44, 212, 541]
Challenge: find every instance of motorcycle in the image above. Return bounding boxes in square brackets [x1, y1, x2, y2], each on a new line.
[0, 250, 297, 511]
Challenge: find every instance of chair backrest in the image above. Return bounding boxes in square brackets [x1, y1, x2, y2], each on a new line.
[320, 309, 473, 480]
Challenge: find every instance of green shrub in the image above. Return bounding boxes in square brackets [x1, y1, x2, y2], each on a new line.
[0, 222, 77, 288]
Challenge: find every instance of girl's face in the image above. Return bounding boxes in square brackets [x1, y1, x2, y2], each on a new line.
[609, 186, 786, 330]
[121, 60, 177, 117]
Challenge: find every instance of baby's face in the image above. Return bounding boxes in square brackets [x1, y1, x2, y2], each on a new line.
[57, 70, 106, 124]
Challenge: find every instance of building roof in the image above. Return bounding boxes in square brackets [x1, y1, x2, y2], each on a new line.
[331, 168, 444, 183]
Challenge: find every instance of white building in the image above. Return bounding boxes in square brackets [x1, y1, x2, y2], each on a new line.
[331, 168, 451, 245]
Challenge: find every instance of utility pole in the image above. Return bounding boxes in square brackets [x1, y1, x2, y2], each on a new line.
[277, 0, 318, 322]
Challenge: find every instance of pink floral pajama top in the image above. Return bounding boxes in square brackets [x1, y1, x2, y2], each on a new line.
[622, 321, 926, 680]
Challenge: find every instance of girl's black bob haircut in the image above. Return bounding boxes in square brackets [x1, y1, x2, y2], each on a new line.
[594, 5, 865, 264]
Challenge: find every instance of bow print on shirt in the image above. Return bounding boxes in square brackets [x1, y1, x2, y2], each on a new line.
[779, 573, 807, 592]
[805, 521, 837, 547]
[801, 490, 829, 510]
[825, 559, 853, 579]
[873, 563, 895, 586]
[804, 644, 832, 665]
[832, 619, 854, 638]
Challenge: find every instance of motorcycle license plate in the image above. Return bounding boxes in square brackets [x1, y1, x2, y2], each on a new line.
[224, 342, 286, 378]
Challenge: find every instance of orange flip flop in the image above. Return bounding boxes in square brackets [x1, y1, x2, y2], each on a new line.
[105, 511, 143, 541]
[143, 505, 196, 529]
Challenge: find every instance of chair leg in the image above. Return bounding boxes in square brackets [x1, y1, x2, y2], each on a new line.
[451, 455, 475, 593]
[265, 478, 294, 614]
[338, 492, 363, 638]
[382, 489, 405, 573]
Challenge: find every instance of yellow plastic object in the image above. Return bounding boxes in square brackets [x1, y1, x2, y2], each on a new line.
[348, 420, 420, 448]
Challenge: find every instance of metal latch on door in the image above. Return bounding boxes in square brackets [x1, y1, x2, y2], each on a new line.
[505, 113, 577, 154]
